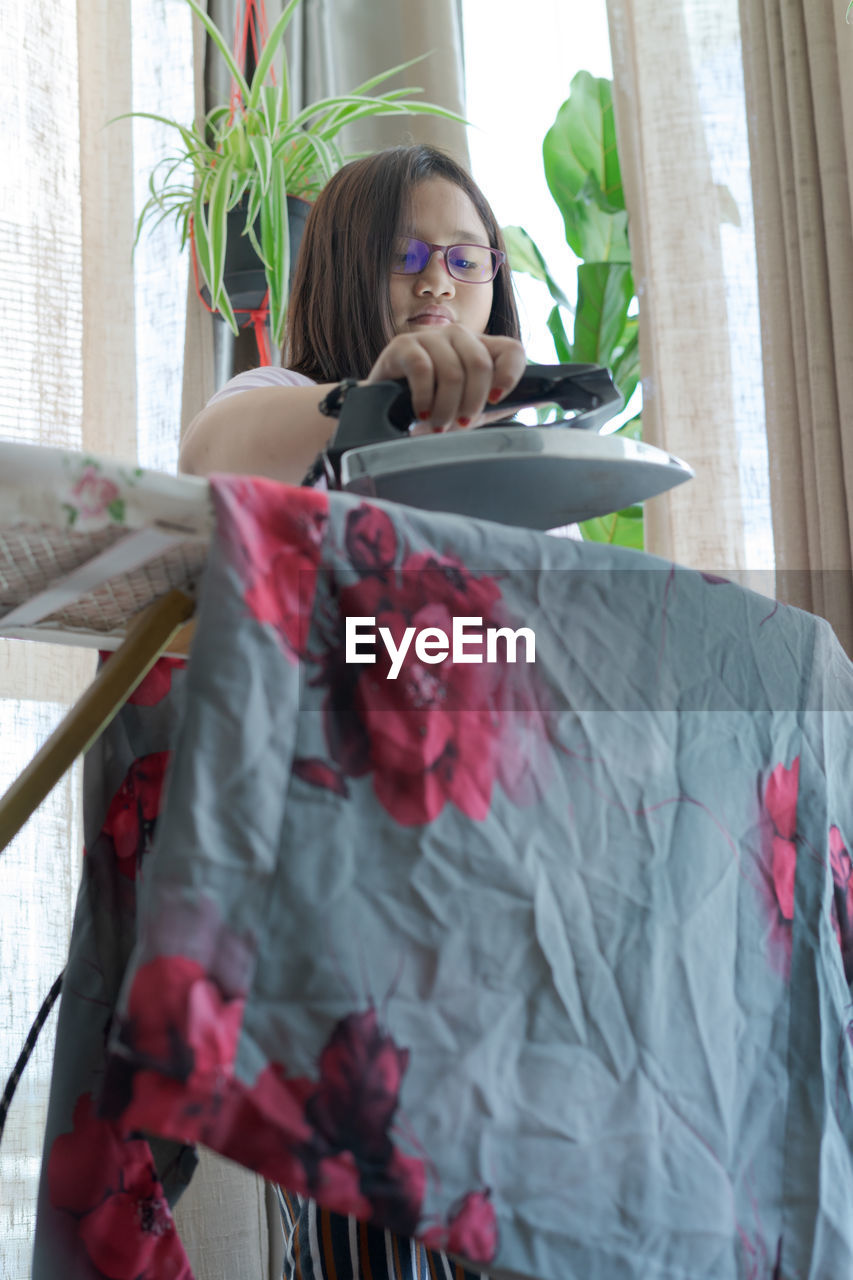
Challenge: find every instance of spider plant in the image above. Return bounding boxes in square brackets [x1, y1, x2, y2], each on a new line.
[124, 0, 465, 345]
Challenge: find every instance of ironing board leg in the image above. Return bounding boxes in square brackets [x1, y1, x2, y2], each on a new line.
[0, 589, 195, 854]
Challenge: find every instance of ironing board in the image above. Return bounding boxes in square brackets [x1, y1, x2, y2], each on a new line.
[0, 442, 212, 850]
[0, 420, 690, 853]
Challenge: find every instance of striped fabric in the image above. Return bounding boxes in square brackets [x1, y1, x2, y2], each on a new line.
[277, 1191, 488, 1280]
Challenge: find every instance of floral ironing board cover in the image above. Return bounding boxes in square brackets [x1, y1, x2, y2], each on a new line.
[0, 441, 211, 648]
[33, 474, 853, 1280]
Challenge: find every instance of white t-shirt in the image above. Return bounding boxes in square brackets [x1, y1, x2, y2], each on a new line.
[205, 366, 316, 407]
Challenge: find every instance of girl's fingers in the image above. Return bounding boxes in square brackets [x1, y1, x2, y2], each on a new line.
[444, 328, 495, 429]
[367, 330, 527, 432]
[481, 336, 528, 410]
[369, 336, 436, 424]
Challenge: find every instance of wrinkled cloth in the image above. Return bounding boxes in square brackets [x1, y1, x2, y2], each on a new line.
[35, 475, 853, 1280]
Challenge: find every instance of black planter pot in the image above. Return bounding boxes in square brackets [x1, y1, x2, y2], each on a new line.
[201, 194, 312, 322]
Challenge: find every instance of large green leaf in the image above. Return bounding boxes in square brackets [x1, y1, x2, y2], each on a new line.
[502, 225, 571, 310]
[609, 318, 640, 407]
[571, 262, 633, 366]
[543, 73, 631, 263]
[578, 505, 644, 549]
[552, 174, 630, 264]
[543, 71, 624, 208]
[546, 305, 572, 363]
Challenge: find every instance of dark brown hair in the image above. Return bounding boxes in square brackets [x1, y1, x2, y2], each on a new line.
[285, 145, 521, 383]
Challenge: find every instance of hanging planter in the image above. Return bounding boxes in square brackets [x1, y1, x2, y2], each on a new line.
[197, 194, 310, 318]
[120, 0, 465, 356]
[191, 194, 310, 363]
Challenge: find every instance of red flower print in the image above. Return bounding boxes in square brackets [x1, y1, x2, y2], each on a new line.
[128, 656, 186, 706]
[72, 466, 121, 518]
[109, 954, 248, 1150]
[206, 1063, 315, 1190]
[333, 555, 531, 825]
[211, 475, 328, 661]
[765, 758, 799, 922]
[313, 1150, 373, 1220]
[345, 503, 398, 574]
[292, 757, 350, 798]
[47, 1093, 192, 1280]
[422, 1189, 499, 1264]
[102, 752, 172, 878]
[124, 954, 245, 1081]
[765, 758, 799, 841]
[363, 1146, 428, 1238]
[306, 1008, 409, 1165]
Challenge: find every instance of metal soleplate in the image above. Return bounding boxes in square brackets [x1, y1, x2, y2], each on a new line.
[338, 425, 694, 530]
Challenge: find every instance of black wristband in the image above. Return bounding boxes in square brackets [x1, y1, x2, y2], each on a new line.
[318, 377, 359, 418]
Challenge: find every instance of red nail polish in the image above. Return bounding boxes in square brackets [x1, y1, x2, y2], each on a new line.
[418, 411, 431, 421]
[456, 416, 471, 427]
[488, 387, 504, 404]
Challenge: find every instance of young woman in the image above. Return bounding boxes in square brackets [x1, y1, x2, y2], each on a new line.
[180, 144, 525, 1279]
[179, 144, 527, 485]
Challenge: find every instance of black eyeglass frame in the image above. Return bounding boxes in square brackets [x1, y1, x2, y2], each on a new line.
[390, 237, 506, 283]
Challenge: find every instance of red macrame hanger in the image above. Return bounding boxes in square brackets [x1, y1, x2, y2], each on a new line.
[234, 0, 274, 366]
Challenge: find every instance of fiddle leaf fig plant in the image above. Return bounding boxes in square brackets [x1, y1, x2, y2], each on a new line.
[503, 70, 643, 549]
[122, 0, 465, 345]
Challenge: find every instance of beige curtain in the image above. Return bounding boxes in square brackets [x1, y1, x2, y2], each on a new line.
[606, 0, 766, 579]
[0, 0, 211, 1269]
[0, 0, 131, 1267]
[606, 0, 853, 652]
[288, 0, 468, 162]
[737, 0, 853, 655]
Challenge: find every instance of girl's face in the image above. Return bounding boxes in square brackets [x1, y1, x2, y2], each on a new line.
[389, 178, 495, 337]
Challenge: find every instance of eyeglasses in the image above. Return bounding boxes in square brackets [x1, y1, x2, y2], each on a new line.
[391, 237, 506, 283]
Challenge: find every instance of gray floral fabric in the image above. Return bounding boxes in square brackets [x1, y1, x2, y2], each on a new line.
[35, 474, 853, 1279]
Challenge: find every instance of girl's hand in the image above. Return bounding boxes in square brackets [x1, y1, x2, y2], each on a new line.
[366, 326, 526, 433]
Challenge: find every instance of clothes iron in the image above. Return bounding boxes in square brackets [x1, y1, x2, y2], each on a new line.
[321, 363, 693, 531]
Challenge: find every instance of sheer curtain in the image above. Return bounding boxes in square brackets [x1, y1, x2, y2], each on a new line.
[606, 0, 853, 654]
[736, 0, 853, 654]
[606, 0, 774, 588]
[0, 0, 191, 1271]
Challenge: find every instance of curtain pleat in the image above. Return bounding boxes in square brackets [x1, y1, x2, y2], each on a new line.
[78, 0, 138, 462]
[738, 0, 853, 652]
[0, 0, 137, 1264]
[606, 0, 757, 575]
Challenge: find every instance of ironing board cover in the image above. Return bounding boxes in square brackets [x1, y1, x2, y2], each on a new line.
[34, 475, 853, 1280]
